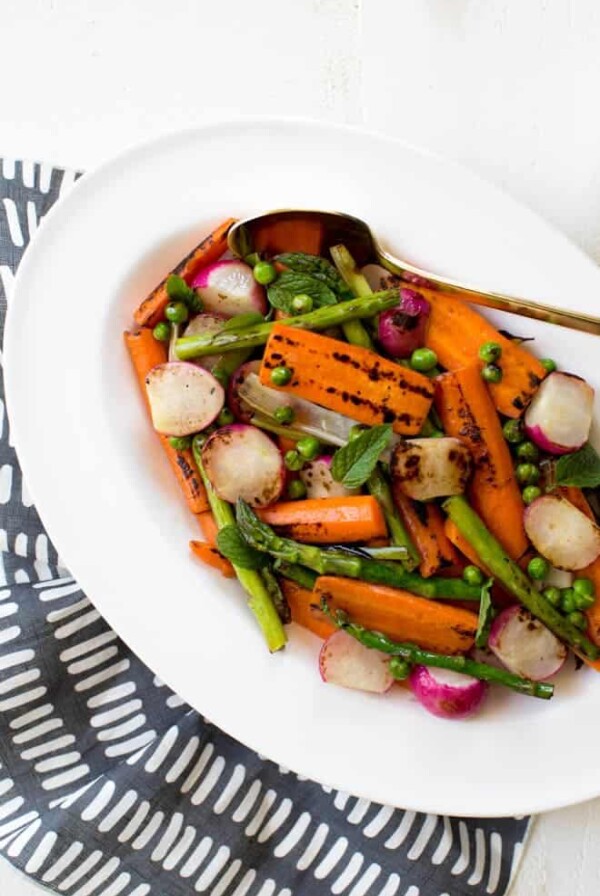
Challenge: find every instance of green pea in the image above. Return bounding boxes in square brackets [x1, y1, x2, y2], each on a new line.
[573, 578, 595, 609]
[253, 261, 277, 285]
[540, 358, 557, 373]
[567, 610, 587, 631]
[152, 321, 171, 343]
[560, 588, 577, 614]
[515, 463, 540, 485]
[527, 556, 549, 581]
[270, 366, 293, 386]
[284, 450, 304, 472]
[410, 347, 438, 372]
[516, 441, 540, 462]
[287, 479, 307, 500]
[522, 485, 542, 505]
[297, 436, 321, 461]
[542, 586, 561, 607]
[274, 406, 295, 425]
[389, 657, 411, 680]
[165, 301, 189, 324]
[463, 565, 484, 586]
[481, 363, 503, 384]
[168, 435, 192, 450]
[291, 294, 313, 314]
[217, 408, 235, 427]
[502, 419, 524, 444]
[192, 432, 209, 453]
[478, 341, 502, 363]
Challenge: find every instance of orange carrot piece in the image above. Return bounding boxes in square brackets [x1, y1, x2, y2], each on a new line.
[190, 541, 235, 578]
[134, 218, 236, 327]
[197, 511, 219, 547]
[419, 287, 546, 417]
[257, 496, 387, 543]
[124, 328, 209, 513]
[558, 487, 600, 662]
[392, 488, 459, 577]
[436, 364, 528, 561]
[259, 324, 434, 435]
[281, 580, 335, 640]
[315, 576, 477, 654]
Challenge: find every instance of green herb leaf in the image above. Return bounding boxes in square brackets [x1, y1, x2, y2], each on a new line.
[555, 443, 600, 489]
[275, 252, 353, 300]
[475, 579, 494, 648]
[216, 524, 268, 570]
[222, 312, 265, 331]
[166, 274, 203, 314]
[267, 271, 337, 314]
[331, 425, 393, 490]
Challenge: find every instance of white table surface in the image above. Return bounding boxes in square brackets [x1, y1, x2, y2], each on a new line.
[2, 2, 600, 894]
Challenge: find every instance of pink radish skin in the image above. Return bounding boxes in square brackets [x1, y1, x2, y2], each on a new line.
[524, 494, 600, 570]
[300, 456, 359, 499]
[201, 423, 284, 507]
[319, 630, 394, 694]
[183, 313, 227, 372]
[145, 362, 224, 436]
[192, 260, 267, 318]
[377, 289, 431, 359]
[489, 606, 567, 681]
[409, 666, 487, 719]
[227, 360, 262, 422]
[524, 372, 594, 455]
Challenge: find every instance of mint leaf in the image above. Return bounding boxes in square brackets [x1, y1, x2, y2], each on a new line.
[275, 252, 353, 300]
[267, 271, 337, 314]
[222, 312, 265, 331]
[216, 525, 268, 570]
[555, 443, 600, 489]
[475, 579, 494, 648]
[166, 274, 203, 313]
[331, 425, 393, 490]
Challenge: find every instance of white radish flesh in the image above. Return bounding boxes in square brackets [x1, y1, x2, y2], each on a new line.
[201, 423, 284, 507]
[544, 567, 573, 590]
[409, 665, 487, 719]
[319, 630, 393, 694]
[488, 605, 567, 681]
[299, 456, 359, 499]
[227, 360, 262, 422]
[183, 313, 227, 372]
[524, 372, 594, 455]
[524, 494, 600, 570]
[192, 260, 267, 318]
[145, 362, 224, 436]
[391, 437, 472, 501]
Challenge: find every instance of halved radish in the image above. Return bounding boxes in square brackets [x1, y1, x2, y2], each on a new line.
[391, 437, 472, 501]
[183, 313, 227, 372]
[201, 423, 284, 507]
[488, 605, 567, 681]
[524, 372, 594, 455]
[228, 360, 262, 422]
[524, 494, 600, 570]
[299, 456, 359, 499]
[192, 260, 267, 318]
[145, 362, 224, 436]
[409, 665, 487, 719]
[319, 630, 393, 694]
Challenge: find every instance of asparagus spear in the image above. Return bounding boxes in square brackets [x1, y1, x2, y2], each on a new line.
[192, 440, 287, 652]
[236, 500, 481, 601]
[321, 601, 554, 700]
[367, 465, 420, 571]
[443, 495, 600, 661]
[274, 561, 318, 590]
[176, 288, 401, 360]
[330, 244, 375, 350]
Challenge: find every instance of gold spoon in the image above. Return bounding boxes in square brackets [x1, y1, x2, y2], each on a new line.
[228, 209, 600, 335]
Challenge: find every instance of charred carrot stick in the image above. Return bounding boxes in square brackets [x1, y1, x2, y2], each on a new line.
[259, 324, 434, 436]
[190, 541, 235, 578]
[134, 218, 236, 328]
[314, 576, 477, 654]
[418, 287, 546, 418]
[124, 328, 209, 513]
[392, 489, 459, 577]
[436, 364, 528, 561]
[197, 511, 219, 546]
[281, 580, 335, 640]
[256, 496, 387, 544]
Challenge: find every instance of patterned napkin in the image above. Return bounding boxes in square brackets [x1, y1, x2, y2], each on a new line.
[0, 158, 529, 896]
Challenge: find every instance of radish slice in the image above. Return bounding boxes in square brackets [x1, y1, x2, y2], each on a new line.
[228, 360, 262, 422]
[319, 630, 393, 694]
[409, 666, 487, 719]
[183, 313, 227, 372]
[391, 437, 472, 501]
[201, 423, 284, 507]
[377, 289, 430, 359]
[145, 362, 224, 436]
[489, 606, 567, 680]
[299, 456, 359, 499]
[524, 494, 600, 570]
[524, 372, 594, 455]
[192, 260, 267, 318]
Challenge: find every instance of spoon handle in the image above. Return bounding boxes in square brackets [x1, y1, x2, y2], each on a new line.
[378, 249, 600, 336]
